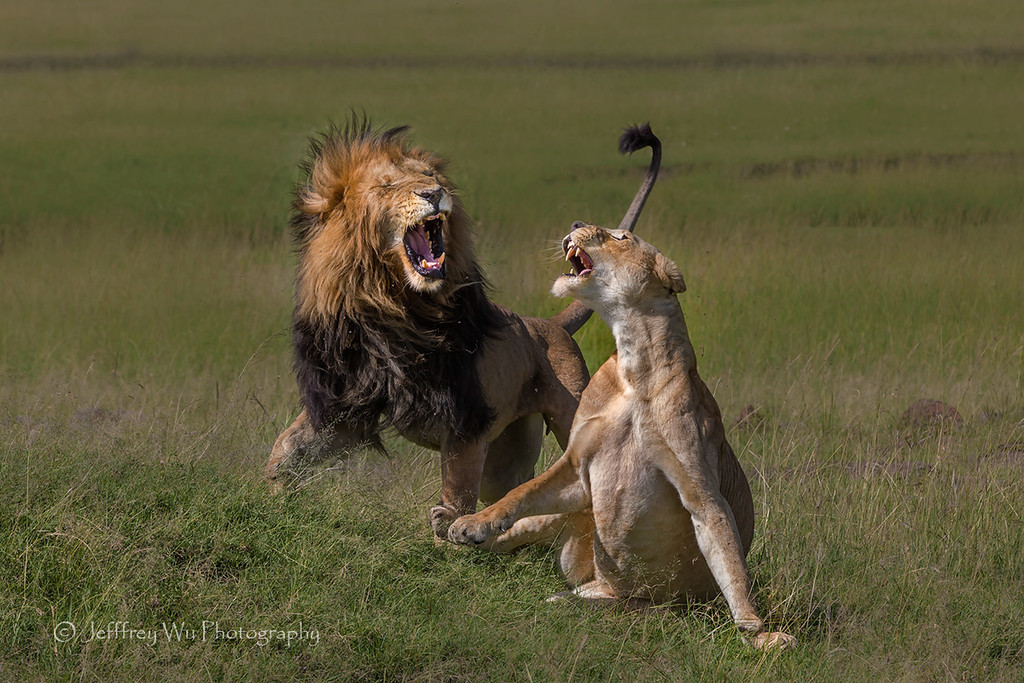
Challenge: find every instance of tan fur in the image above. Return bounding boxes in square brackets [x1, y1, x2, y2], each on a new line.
[448, 224, 795, 649]
[266, 125, 589, 538]
[294, 137, 472, 326]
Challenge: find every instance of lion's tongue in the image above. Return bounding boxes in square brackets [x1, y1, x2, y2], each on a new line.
[407, 226, 432, 259]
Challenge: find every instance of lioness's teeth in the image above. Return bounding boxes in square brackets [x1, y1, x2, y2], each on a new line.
[437, 253, 446, 266]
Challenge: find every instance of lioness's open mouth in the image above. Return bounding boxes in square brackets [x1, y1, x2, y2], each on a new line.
[405, 213, 447, 278]
[563, 238, 593, 278]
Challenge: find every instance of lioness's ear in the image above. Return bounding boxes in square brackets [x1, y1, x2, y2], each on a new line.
[656, 252, 686, 294]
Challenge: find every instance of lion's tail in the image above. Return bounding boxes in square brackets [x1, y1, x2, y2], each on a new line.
[550, 299, 594, 336]
[616, 122, 661, 233]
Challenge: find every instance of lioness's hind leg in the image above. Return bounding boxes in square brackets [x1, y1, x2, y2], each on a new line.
[496, 511, 596, 587]
[487, 510, 592, 555]
[546, 579, 617, 603]
[557, 512, 595, 585]
[748, 631, 797, 651]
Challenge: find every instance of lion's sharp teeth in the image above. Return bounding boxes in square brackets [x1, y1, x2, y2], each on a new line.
[421, 259, 429, 269]
[437, 253, 445, 266]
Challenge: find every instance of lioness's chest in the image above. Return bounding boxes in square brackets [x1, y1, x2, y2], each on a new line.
[582, 397, 687, 523]
[579, 394, 706, 581]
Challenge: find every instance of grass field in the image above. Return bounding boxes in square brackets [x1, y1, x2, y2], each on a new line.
[2, 1, 1023, 680]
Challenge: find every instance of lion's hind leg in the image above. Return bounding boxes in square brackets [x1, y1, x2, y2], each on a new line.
[479, 413, 545, 505]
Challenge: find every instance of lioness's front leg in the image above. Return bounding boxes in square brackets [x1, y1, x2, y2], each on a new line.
[657, 420, 762, 632]
[448, 454, 586, 546]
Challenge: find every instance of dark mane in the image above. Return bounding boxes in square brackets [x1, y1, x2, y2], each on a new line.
[290, 114, 412, 250]
[289, 117, 503, 446]
[292, 267, 502, 445]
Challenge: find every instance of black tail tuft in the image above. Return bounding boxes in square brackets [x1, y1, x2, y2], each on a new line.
[619, 122, 658, 155]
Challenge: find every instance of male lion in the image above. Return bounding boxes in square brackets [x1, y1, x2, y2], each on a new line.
[266, 117, 660, 537]
[448, 224, 795, 649]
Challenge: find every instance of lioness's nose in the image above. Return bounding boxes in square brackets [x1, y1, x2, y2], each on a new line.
[416, 186, 445, 208]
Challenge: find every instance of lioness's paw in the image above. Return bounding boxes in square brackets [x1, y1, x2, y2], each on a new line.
[734, 615, 765, 634]
[430, 505, 458, 538]
[749, 631, 797, 651]
[447, 514, 508, 546]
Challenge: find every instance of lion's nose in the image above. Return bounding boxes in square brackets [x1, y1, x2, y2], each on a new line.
[416, 186, 445, 209]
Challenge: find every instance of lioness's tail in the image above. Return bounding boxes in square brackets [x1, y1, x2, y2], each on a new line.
[616, 122, 662, 233]
[552, 123, 662, 336]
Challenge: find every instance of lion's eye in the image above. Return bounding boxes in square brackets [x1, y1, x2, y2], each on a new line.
[422, 169, 435, 178]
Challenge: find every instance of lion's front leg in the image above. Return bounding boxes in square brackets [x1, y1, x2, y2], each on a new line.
[430, 437, 488, 538]
[265, 409, 365, 492]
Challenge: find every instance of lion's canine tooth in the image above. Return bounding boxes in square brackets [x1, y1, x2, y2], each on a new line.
[421, 259, 429, 269]
[437, 253, 446, 266]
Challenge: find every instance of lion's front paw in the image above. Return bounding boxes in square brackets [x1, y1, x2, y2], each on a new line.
[430, 504, 459, 538]
[447, 513, 511, 546]
[264, 465, 297, 495]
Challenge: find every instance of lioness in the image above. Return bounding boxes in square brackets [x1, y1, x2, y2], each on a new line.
[448, 223, 795, 649]
[266, 117, 661, 537]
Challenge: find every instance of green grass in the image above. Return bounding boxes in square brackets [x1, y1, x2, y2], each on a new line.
[2, 0, 1024, 679]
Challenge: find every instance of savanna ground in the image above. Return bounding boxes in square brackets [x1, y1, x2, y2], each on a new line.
[2, 1, 1023, 680]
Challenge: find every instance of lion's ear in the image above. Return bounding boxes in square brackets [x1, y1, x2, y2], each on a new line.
[655, 252, 686, 294]
[298, 186, 333, 215]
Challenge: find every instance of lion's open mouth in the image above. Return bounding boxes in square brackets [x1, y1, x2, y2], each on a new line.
[404, 213, 447, 279]
[563, 238, 593, 278]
